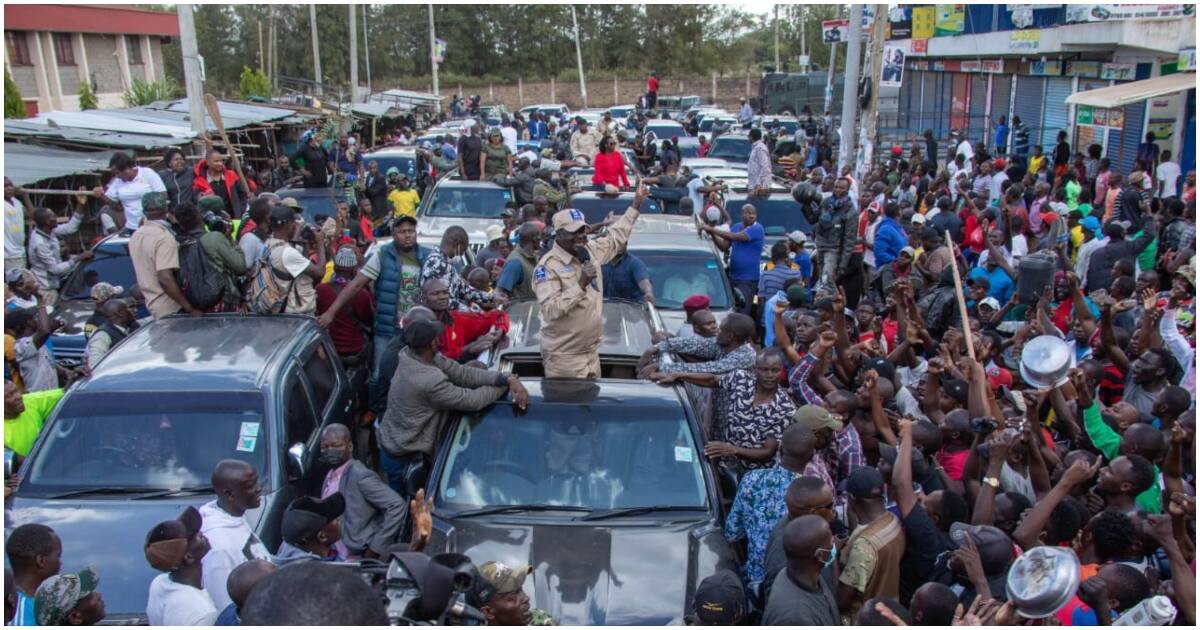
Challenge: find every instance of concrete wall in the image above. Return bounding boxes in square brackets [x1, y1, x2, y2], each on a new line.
[85, 33, 123, 94]
[442, 75, 762, 112]
[10, 63, 39, 96]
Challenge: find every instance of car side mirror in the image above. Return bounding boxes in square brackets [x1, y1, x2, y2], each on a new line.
[286, 442, 306, 480]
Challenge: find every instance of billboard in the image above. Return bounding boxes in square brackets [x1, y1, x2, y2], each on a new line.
[935, 4, 965, 36]
[881, 43, 906, 88]
[888, 6, 912, 39]
[912, 6, 936, 39]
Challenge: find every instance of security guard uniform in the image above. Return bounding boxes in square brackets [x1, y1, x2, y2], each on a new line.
[534, 206, 640, 378]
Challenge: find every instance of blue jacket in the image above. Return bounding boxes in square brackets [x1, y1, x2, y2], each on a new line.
[374, 243, 432, 339]
[873, 217, 907, 267]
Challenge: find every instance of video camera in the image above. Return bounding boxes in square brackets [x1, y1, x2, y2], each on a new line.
[334, 550, 488, 626]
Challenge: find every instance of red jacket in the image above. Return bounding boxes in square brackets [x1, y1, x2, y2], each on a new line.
[439, 309, 510, 360]
[591, 151, 630, 188]
[192, 161, 245, 213]
[647, 76, 659, 93]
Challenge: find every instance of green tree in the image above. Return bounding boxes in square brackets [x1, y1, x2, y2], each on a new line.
[78, 80, 99, 110]
[239, 66, 271, 99]
[5, 69, 27, 118]
[122, 78, 182, 107]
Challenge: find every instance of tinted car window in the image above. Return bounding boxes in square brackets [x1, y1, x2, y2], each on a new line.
[709, 137, 751, 162]
[426, 186, 513, 218]
[365, 154, 417, 180]
[277, 189, 347, 224]
[631, 250, 731, 310]
[304, 345, 337, 417]
[60, 246, 135, 300]
[569, 196, 662, 224]
[284, 368, 319, 446]
[24, 391, 268, 491]
[437, 406, 706, 510]
[646, 123, 686, 138]
[724, 195, 813, 236]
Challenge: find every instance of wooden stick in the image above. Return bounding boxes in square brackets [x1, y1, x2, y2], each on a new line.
[203, 93, 251, 197]
[945, 229, 976, 361]
[18, 188, 95, 196]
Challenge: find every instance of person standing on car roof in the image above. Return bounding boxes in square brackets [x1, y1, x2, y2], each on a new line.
[646, 71, 659, 111]
[457, 121, 484, 181]
[701, 204, 765, 318]
[158, 147, 197, 210]
[534, 183, 647, 379]
[290, 129, 331, 188]
[494, 222, 544, 304]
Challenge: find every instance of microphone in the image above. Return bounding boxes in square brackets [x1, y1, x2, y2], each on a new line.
[576, 247, 598, 291]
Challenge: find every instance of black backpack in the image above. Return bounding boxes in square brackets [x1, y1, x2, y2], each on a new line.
[176, 233, 225, 311]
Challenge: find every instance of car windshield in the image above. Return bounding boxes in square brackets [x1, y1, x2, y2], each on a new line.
[366, 154, 417, 180]
[646, 123, 684, 138]
[766, 120, 800, 134]
[570, 196, 662, 223]
[279, 190, 345, 224]
[709, 137, 751, 162]
[437, 405, 707, 511]
[724, 195, 812, 235]
[23, 391, 269, 492]
[60, 247, 135, 300]
[426, 186, 514, 218]
[632, 250, 732, 310]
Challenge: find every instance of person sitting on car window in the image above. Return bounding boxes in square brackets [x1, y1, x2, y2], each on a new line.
[272, 493, 346, 566]
[84, 297, 138, 370]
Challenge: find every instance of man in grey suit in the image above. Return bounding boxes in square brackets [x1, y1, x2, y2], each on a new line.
[318, 424, 409, 560]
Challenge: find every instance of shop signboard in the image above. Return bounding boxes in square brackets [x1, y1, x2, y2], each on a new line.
[934, 4, 965, 36]
[911, 38, 929, 55]
[1100, 63, 1136, 81]
[1178, 47, 1196, 72]
[1010, 30, 1041, 52]
[1066, 4, 1192, 22]
[1076, 105, 1094, 126]
[1065, 61, 1101, 78]
[888, 6, 912, 39]
[912, 6, 936, 39]
[1030, 60, 1062, 76]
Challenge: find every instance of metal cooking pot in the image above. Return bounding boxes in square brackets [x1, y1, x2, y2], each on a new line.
[1006, 546, 1081, 619]
[1019, 335, 1073, 389]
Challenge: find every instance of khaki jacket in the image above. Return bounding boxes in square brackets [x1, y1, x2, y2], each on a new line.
[534, 209, 639, 355]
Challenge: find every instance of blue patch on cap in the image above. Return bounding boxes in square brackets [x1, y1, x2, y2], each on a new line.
[568, 209, 584, 221]
[534, 266, 547, 283]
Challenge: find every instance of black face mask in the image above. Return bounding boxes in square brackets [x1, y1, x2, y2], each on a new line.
[319, 449, 348, 467]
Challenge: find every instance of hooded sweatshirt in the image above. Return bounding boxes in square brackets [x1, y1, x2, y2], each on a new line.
[271, 541, 325, 567]
[198, 501, 270, 611]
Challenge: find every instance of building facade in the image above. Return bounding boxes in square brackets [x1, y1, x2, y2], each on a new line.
[4, 4, 179, 115]
[883, 4, 1195, 177]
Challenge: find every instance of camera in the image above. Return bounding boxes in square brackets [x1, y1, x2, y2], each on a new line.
[300, 223, 318, 242]
[969, 416, 999, 434]
[337, 550, 487, 626]
[203, 211, 231, 234]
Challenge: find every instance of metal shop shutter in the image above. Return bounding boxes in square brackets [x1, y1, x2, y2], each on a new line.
[1040, 77, 1073, 149]
[968, 74, 988, 142]
[898, 71, 919, 130]
[1013, 75, 1045, 149]
[989, 75, 1012, 141]
[1106, 99, 1146, 176]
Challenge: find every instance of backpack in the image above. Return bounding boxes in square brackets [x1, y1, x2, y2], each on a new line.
[246, 241, 299, 315]
[176, 233, 225, 311]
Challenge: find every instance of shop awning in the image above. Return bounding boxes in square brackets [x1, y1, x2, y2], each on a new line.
[4, 143, 115, 186]
[1066, 73, 1196, 109]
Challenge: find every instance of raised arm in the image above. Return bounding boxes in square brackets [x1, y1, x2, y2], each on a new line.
[893, 419, 918, 517]
[1012, 457, 1101, 550]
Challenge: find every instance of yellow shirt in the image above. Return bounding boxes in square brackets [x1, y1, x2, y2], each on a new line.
[1029, 155, 1045, 176]
[1070, 225, 1084, 263]
[4, 333, 23, 392]
[388, 189, 420, 219]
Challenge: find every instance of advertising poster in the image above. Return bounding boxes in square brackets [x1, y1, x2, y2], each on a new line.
[1066, 4, 1192, 22]
[1065, 61, 1101, 78]
[912, 6, 937, 39]
[1107, 108, 1124, 129]
[1178, 47, 1196, 71]
[881, 44, 906, 88]
[1076, 105, 1094, 126]
[1009, 30, 1041, 51]
[823, 19, 850, 44]
[1100, 63, 1136, 81]
[1030, 60, 1062, 76]
[935, 5, 965, 35]
[911, 39, 929, 55]
[1093, 109, 1109, 126]
[888, 6, 912, 39]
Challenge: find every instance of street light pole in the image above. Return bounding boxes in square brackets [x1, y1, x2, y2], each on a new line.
[177, 4, 206, 136]
[429, 4, 440, 113]
[362, 4, 371, 95]
[838, 5, 864, 174]
[773, 4, 780, 69]
[349, 4, 358, 102]
[310, 4, 322, 96]
[571, 5, 587, 108]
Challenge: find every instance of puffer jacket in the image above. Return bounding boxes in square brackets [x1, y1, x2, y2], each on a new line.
[813, 193, 858, 273]
[192, 161, 246, 215]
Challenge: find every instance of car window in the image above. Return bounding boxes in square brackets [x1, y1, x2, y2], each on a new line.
[60, 247, 136, 300]
[278, 190, 345, 224]
[709, 138, 751, 162]
[283, 367, 319, 447]
[23, 391, 268, 491]
[631, 250, 732, 310]
[724, 196, 813, 236]
[569, 197, 662, 224]
[303, 344, 337, 417]
[437, 405, 707, 510]
[366, 154, 416, 180]
[426, 186, 513, 218]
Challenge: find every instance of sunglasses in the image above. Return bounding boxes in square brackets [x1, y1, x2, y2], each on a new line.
[796, 501, 835, 514]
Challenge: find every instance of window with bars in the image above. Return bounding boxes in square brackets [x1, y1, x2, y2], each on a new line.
[52, 32, 74, 66]
[7, 31, 31, 65]
[126, 35, 143, 65]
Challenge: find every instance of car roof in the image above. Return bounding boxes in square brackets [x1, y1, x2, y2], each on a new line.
[432, 177, 507, 190]
[630, 214, 703, 236]
[491, 377, 690, 407]
[78, 314, 319, 392]
[500, 299, 656, 359]
[363, 146, 417, 156]
[713, 133, 751, 141]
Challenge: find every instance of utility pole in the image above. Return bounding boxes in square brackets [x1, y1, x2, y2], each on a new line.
[362, 4, 372, 95]
[428, 4, 440, 113]
[268, 7, 277, 88]
[177, 4, 206, 136]
[857, 4, 887, 180]
[349, 5, 358, 102]
[773, 5, 780, 69]
[310, 4, 322, 96]
[571, 5, 588, 108]
[799, 6, 807, 70]
[824, 42, 837, 113]
[257, 20, 264, 72]
[838, 5, 864, 174]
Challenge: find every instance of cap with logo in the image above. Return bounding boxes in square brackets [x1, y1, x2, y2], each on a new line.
[90, 282, 124, 303]
[34, 567, 100, 626]
[552, 208, 588, 233]
[793, 405, 842, 432]
[692, 569, 745, 625]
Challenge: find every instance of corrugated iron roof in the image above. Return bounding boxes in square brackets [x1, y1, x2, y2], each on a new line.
[4, 120, 183, 150]
[3, 142, 116, 186]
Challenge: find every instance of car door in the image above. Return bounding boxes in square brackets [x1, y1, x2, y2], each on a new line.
[261, 363, 323, 549]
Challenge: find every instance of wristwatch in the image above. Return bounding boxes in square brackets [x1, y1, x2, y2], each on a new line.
[982, 476, 1000, 489]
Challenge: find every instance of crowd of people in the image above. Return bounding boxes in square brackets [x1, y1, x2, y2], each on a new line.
[3, 67, 1197, 627]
